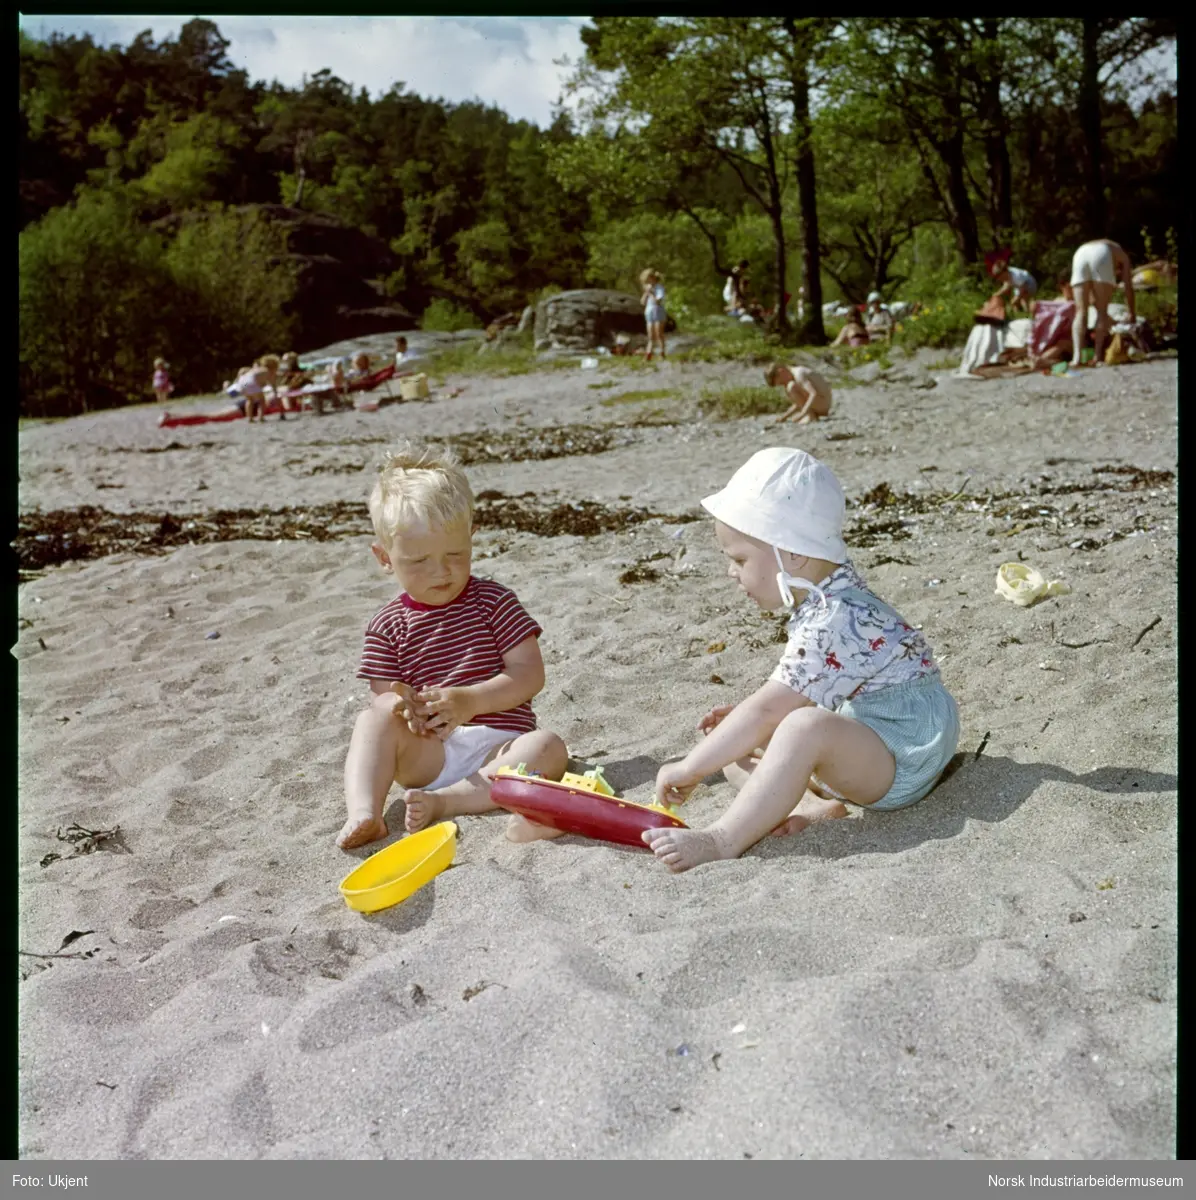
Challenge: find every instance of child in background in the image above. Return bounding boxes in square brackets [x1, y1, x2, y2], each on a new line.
[338, 445, 569, 850]
[152, 358, 173, 404]
[642, 447, 960, 872]
[764, 362, 833, 426]
[640, 268, 667, 361]
[832, 314, 870, 347]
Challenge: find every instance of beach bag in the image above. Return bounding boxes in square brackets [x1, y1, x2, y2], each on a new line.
[399, 373, 429, 400]
[1104, 332, 1130, 365]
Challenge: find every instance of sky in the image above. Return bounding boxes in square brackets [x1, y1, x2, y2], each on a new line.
[16, 15, 591, 128]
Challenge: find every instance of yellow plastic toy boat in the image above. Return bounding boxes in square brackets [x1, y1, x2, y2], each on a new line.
[339, 821, 457, 913]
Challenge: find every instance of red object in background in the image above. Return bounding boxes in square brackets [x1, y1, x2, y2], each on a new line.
[490, 775, 687, 849]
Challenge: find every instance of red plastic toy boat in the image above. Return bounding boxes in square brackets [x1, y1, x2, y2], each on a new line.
[490, 767, 687, 849]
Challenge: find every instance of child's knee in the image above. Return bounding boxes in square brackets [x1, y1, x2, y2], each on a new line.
[367, 690, 402, 717]
[526, 730, 568, 771]
[773, 705, 829, 744]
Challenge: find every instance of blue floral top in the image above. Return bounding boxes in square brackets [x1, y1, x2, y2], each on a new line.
[769, 560, 939, 709]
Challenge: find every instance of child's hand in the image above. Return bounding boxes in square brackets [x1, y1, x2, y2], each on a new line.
[385, 682, 430, 736]
[655, 761, 701, 808]
[697, 704, 736, 735]
[413, 687, 474, 739]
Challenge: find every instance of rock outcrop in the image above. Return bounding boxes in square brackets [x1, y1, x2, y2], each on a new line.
[153, 205, 417, 350]
[533, 289, 676, 352]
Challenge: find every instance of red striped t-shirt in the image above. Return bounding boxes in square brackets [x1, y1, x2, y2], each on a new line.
[356, 576, 542, 735]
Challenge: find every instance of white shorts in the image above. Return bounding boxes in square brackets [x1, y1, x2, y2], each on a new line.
[423, 724, 515, 792]
[1071, 241, 1116, 287]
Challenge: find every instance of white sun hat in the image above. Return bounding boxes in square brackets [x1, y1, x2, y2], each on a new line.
[701, 447, 847, 564]
[867, 290, 882, 303]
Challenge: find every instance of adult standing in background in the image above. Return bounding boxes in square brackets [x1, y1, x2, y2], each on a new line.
[1069, 239, 1136, 367]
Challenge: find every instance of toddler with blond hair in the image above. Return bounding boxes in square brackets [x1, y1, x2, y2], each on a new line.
[338, 444, 568, 849]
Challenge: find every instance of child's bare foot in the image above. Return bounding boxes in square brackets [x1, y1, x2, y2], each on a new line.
[770, 791, 848, 837]
[504, 814, 565, 843]
[337, 814, 388, 849]
[404, 789, 447, 833]
[641, 826, 735, 872]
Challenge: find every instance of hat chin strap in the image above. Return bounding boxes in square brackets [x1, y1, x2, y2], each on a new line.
[773, 545, 827, 609]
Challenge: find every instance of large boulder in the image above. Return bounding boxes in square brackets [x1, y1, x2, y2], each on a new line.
[533, 289, 676, 351]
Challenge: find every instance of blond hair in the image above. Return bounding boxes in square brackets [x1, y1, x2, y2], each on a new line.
[154, 357, 168, 369]
[257, 354, 280, 371]
[368, 443, 473, 545]
[639, 267, 660, 286]
[764, 362, 787, 388]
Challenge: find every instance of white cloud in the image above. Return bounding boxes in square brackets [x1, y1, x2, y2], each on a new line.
[17, 15, 590, 127]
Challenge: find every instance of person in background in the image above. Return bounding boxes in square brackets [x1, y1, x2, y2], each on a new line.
[1069, 239, 1136, 367]
[640, 268, 668, 361]
[151, 358, 173, 404]
[987, 251, 1037, 314]
[863, 293, 894, 342]
[831, 313, 870, 348]
[763, 363, 833, 427]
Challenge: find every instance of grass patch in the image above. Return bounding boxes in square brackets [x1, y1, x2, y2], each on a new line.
[672, 315, 780, 364]
[698, 384, 786, 420]
[599, 388, 681, 406]
[587, 380, 618, 389]
[423, 338, 575, 379]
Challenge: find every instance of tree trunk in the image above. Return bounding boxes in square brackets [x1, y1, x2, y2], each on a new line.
[978, 20, 1013, 244]
[783, 18, 826, 344]
[755, 89, 790, 335]
[1079, 17, 1106, 234]
[940, 131, 980, 265]
[926, 29, 981, 265]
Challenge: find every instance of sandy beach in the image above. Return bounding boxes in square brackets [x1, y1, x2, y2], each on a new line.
[17, 348, 1177, 1159]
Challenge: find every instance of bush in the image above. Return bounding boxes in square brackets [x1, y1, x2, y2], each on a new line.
[1136, 283, 1178, 345]
[420, 298, 482, 332]
[19, 188, 174, 416]
[164, 207, 297, 384]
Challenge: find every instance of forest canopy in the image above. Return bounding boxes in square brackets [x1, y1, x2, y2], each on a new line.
[19, 17, 1176, 416]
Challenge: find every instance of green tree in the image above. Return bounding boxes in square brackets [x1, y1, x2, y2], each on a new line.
[19, 187, 171, 415]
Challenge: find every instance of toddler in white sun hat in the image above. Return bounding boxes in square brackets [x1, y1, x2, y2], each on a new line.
[642, 447, 960, 872]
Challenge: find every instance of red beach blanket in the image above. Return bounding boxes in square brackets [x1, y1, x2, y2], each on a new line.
[158, 365, 399, 427]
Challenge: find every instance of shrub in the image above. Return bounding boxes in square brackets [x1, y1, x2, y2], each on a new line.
[19, 188, 173, 416]
[420, 298, 482, 332]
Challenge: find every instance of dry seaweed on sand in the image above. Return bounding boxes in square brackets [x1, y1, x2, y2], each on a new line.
[473, 492, 699, 539]
[15, 502, 373, 576]
[445, 424, 629, 465]
[17, 495, 703, 575]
